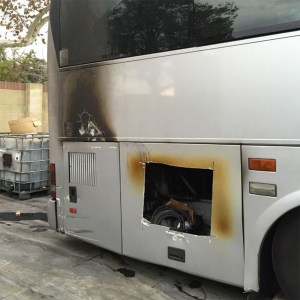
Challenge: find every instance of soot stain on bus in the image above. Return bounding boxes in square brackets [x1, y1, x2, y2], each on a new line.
[127, 151, 233, 239]
[61, 68, 115, 139]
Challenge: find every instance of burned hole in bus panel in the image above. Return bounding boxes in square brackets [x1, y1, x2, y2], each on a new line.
[143, 163, 213, 236]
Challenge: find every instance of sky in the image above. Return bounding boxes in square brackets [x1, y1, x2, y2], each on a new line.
[0, 22, 48, 60]
[22, 23, 48, 60]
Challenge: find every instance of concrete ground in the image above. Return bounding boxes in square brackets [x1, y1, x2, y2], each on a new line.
[0, 191, 250, 300]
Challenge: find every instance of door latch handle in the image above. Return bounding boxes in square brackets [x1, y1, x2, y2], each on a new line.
[69, 186, 77, 203]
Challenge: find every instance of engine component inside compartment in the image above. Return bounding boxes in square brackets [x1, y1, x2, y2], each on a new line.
[143, 163, 213, 236]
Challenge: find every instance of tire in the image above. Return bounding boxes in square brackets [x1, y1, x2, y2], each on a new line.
[272, 207, 300, 300]
[246, 291, 271, 300]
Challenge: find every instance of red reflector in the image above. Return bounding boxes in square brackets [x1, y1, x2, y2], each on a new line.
[248, 158, 276, 172]
[69, 208, 77, 214]
[49, 163, 56, 185]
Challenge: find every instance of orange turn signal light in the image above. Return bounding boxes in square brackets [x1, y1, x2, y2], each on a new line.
[248, 158, 276, 172]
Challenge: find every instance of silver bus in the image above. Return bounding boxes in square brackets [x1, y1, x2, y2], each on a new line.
[47, 1, 300, 298]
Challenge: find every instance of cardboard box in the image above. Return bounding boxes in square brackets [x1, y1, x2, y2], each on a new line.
[8, 117, 41, 134]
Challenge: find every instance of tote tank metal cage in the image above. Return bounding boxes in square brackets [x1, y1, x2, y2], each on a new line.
[0, 134, 50, 199]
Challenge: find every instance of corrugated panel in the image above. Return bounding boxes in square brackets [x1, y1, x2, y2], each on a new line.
[69, 152, 96, 186]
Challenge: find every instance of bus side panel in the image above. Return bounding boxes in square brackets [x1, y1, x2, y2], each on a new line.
[242, 146, 300, 292]
[59, 33, 300, 143]
[120, 142, 244, 286]
[61, 142, 122, 254]
[48, 24, 64, 231]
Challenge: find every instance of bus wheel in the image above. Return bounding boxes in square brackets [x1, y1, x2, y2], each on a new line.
[246, 291, 271, 300]
[272, 207, 300, 300]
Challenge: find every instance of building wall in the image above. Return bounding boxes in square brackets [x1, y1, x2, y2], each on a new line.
[0, 81, 48, 133]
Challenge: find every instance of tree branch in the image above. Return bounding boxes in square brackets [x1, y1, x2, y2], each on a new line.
[8, 0, 28, 29]
[0, 4, 49, 48]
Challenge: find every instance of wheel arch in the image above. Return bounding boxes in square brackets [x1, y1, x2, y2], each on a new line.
[244, 190, 300, 293]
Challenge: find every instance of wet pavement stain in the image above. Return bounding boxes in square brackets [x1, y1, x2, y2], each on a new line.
[117, 268, 136, 278]
[189, 280, 203, 289]
[32, 228, 48, 232]
[30, 225, 49, 232]
[118, 257, 130, 267]
[0, 212, 48, 222]
[175, 281, 207, 300]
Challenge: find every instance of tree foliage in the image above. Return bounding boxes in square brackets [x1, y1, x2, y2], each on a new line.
[0, 0, 49, 48]
[0, 47, 47, 83]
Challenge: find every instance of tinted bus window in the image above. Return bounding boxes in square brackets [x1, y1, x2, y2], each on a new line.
[60, 0, 193, 66]
[59, 0, 300, 66]
[107, 0, 193, 58]
[60, 0, 111, 66]
[194, 0, 300, 46]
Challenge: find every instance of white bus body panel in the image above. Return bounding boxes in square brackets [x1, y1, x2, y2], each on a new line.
[48, 25, 65, 231]
[242, 146, 300, 292]
[48, 30, 300, 292]
[60, 33, 300, 143]
[120, 143, 244, 286]
[61, 142, 122, 254]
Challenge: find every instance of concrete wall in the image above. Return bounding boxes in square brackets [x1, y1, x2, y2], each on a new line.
[0, 81, 48, 133]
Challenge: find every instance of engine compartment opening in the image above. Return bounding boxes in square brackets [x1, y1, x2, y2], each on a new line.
[143, 163, 213, 236]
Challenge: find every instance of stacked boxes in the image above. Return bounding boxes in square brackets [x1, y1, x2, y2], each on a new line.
[0, 134, 49, 198]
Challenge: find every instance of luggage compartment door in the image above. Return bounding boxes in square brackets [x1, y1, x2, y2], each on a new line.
[120, 143, 244, 286]
[62, 142, 122, 254]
